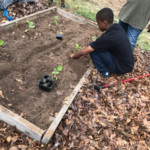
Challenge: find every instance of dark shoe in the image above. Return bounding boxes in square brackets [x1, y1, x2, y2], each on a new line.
[61, 3, 65, 8]
[102, 72, 110, 78]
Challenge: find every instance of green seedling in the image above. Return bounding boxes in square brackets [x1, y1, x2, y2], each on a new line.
[52, 65, 63, 80]
[0, 40, 4, 46]
[27, 20, 35, 29]
[74, 43, 82, 53]
[25, 29, 29, 33]
[54, 16, 59, 25]
[92, 36, 97, 41]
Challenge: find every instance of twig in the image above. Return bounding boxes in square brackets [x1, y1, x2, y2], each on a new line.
[0, 133, 6, 138]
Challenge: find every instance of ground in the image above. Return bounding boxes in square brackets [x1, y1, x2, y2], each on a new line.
[0, 12, 98, 129]
[0, 0, 150, 149]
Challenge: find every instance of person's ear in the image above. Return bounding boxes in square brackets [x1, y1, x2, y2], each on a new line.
[103, 20, 109, 25]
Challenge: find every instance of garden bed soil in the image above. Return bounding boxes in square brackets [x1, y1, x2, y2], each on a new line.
[0, 12, 99, 129]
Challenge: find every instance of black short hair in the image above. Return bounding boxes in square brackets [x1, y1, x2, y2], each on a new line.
[96, 8, 114, 23]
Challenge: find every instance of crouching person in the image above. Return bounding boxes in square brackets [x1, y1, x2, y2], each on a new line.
[69, 8, 134, 78]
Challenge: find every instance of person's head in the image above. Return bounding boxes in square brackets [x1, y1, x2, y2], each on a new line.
[96, 8, 114, 31]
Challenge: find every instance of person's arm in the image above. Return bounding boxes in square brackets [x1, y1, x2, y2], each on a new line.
[69, 45, 94, 59]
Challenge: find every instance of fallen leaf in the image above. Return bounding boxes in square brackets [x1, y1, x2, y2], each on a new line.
[9, 146, 18, 150]
[137, 141, 148, 150]
[6, 136, 12, 142]
[16, 79, 23, 84]
[18, 145, 27, 150]
[0, 90, 4, 98]
[56, 90, 64, 96]
[131, 126, 139, 134]
[12, 135, 18, 142]
[7, 103, 12, 106]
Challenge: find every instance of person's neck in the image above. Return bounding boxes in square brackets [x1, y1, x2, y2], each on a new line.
[106, 23, 113, 30]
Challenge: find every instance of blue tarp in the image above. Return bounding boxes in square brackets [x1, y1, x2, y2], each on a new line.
[0, 0, 34, 9]
[0, 0, 34, 21]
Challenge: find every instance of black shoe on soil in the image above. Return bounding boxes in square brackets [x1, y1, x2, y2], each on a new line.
[61, 3, 65, 8]
[102, 72, 111, 78]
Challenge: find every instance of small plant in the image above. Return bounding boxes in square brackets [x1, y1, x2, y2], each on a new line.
[74, 43, 82, 53]
[92, 36, 97, 41]
[54, 16, 59, 25]
[52, 65, 63, 80]
[25, 29, 29, 33]
[27, 20, 35, 29]
[0, 40, 4, 46]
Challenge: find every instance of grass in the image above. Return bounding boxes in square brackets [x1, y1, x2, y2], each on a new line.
[53, 0, 150, 51]
[137, 30, 150, 51]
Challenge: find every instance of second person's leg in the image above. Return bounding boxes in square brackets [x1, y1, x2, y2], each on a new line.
[90, 50, 117, 78]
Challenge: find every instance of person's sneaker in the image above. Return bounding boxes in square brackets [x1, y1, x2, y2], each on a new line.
[102, 71, 110, 78]
[61, 3, 65, 8]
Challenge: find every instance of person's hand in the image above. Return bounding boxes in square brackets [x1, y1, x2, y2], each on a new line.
[147, 24, 150, 32]
[69, 53, 75, 59]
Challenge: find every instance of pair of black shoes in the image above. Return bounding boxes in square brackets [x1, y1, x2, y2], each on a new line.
[61, 3, 65, 8]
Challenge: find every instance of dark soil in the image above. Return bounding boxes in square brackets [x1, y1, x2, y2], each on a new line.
[0, 12, 99, 129]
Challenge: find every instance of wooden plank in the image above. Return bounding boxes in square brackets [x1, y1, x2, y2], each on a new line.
[0, 105, 44, 141]
[0, 7, 57, 31]
[42, 68, 91, 144]
[57, 8, 98, 29]
[57, 8, 86, 24]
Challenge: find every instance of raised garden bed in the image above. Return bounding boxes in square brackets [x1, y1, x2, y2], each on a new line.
[0, 7, 100, 144]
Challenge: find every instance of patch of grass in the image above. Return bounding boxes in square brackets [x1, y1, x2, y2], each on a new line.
[53, 0, 60, 5]
[114, 17, 119, 23]
[137, 30, 150, 51]
[53, 0, 149, 51]
[53, 0, 96, 22]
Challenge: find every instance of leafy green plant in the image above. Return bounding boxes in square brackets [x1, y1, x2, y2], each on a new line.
[25, 29, 29, 33]
[74, 43, 82, 53]
[54, 16, 59, 25]
[27, 20, 35, 29]
[0, 40, 4, 46]
[92, 36, 97, 41]
[52, 65, 63, 80]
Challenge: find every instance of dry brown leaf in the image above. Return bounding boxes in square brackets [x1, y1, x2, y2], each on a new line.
[116, 137, 127, 146]
[6, 136, 12, 142]
[130, 126, 139, 134]
[0, 90, 4, 98]
[9, 146, 18, 150]
[56, 90, 64, 96]
[18, 145, 27, 150]
[11, 135, 18, 143]
[0, 128, 6, 132]
[137, 141, 148, 150]
[81, 96, 88, 101]
[65, 119, 71, 125]
[15, 79, 23, 84]
[7, 103, 12, 106]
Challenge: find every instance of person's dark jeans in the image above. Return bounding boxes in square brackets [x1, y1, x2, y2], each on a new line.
[119, 20, 142, 50]
[90, 50, 117, 77]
